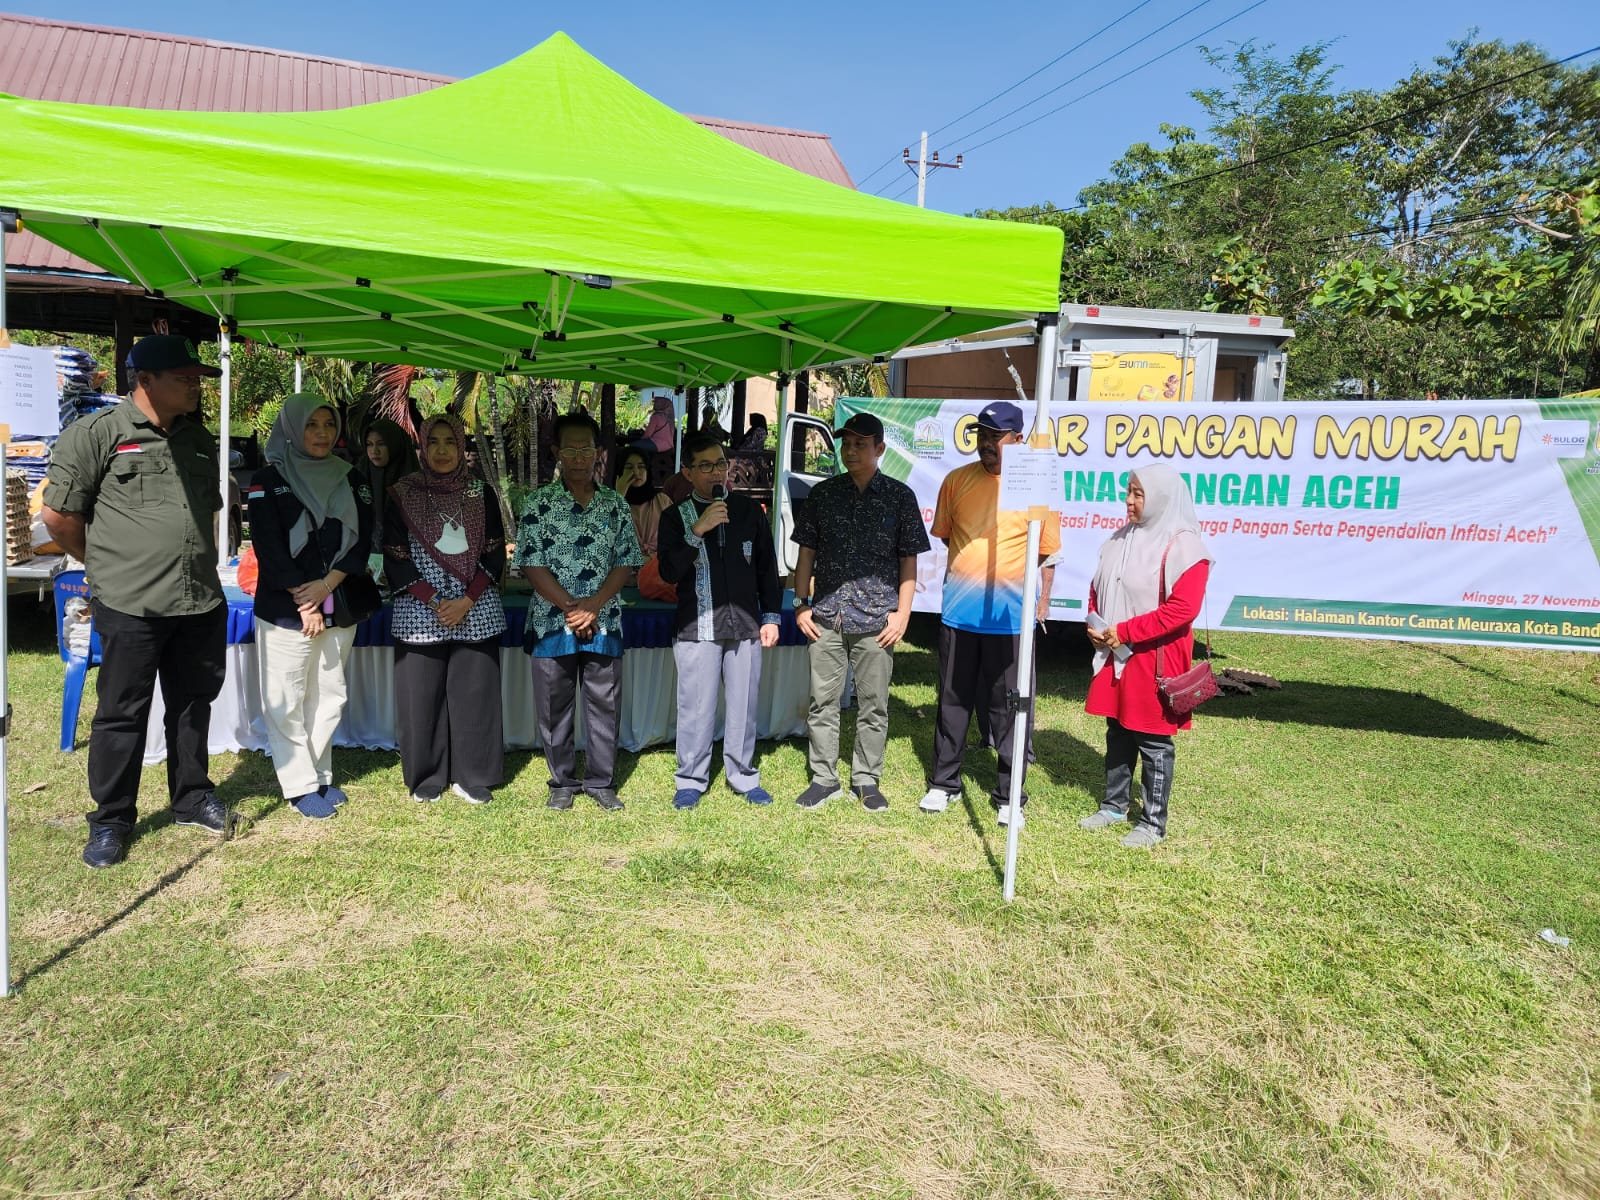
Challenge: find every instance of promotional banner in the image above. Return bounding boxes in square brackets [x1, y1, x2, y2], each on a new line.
[835, 396, 1600, 652]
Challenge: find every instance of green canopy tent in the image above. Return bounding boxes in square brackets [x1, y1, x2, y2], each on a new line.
[0, 35, 1065, 985]
[0, 32, 1060, 383]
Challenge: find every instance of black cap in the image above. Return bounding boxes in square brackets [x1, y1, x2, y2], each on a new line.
[835, 412, 884, 441]
[976, 401, 1024, 434]
[126, 334, 221, 377]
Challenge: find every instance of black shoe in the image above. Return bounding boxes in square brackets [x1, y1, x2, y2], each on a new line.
[590, 788, 625, 812]
[795, 782, 841, 810]
[857, 784, 889, 813]
[82, 826, 128, 869]
[175, 793, 234, 835]
[546, 787, 577, 811]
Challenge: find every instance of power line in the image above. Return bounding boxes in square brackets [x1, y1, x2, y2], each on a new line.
[1139, 43, 1600, 199]
[925, 0, 1163, 144]
[1304, 201, 1546, 249]
[935, 0, 1225, 160]
[954, 0, 1272, 159]
[853, 0, 1163, 191]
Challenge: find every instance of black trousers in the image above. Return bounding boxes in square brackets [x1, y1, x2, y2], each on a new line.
[395, 638, 504, 794]
[86, 600, 227, 833]
[1104, 717, 1175, 835]
[930, 624, 1035, 805]
[532, 652, 621, 791]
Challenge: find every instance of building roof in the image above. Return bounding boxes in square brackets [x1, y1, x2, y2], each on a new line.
[1, 12, 854, 284]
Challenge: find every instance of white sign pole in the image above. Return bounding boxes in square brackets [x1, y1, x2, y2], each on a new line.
[0, 210, 15, 995]
[1002, 313, 1060, 904]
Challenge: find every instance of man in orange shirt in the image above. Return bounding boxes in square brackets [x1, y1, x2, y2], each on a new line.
[919, 402, 1059, 828]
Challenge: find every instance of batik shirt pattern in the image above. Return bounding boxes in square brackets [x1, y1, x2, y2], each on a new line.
[512, 480, 642, 658]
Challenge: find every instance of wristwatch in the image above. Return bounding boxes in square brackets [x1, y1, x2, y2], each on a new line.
[792, 594, 811, 610]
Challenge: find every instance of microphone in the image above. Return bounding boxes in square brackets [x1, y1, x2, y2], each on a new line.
[711, 483, 726, 550]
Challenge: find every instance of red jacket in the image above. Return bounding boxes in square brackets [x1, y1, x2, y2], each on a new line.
[1085, 562, 1210, 735]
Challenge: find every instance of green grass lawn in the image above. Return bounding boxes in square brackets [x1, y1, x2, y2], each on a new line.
[1, 601, 1596, 1199]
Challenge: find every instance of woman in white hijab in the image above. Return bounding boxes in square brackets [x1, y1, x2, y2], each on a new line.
[1082, 463, 1214, 848]
[247, 393, 377, 819]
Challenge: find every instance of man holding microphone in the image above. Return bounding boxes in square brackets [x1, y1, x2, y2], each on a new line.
[657, 432, 782, 810]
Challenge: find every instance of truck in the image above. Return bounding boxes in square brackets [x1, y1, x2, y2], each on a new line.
[772, 304, 1295, 615]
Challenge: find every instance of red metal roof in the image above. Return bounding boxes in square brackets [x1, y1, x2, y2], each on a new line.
[2, 12, 855, 284]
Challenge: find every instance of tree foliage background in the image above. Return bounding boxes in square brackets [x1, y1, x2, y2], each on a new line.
[978, 37, 1600, 399]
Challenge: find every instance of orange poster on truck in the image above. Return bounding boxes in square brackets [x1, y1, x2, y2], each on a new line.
[1085, 350, 1195, 401]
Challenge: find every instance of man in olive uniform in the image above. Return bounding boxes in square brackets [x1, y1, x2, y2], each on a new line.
[42, 335, 233, 868]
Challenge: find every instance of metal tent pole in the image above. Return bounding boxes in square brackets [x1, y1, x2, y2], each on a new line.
[0, 210, 16, 994]
[1002, 311, 1061, 904]
[217, 322, 232, 559]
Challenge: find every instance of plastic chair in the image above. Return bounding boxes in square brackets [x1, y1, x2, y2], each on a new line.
[54, 569, 102, 751]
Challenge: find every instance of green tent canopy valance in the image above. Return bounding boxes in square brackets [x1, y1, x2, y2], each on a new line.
[0, 33, 1062, 385]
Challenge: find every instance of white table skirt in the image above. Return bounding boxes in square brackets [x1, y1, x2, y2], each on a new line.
[141, 644, 811, 765]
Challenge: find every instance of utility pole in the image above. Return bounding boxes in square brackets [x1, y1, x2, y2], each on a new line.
[902, 131, 962, 207]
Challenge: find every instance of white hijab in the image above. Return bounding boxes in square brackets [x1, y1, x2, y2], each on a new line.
[1090, 462, 1214, 678]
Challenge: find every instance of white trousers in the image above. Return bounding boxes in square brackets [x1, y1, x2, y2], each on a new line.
[255, 618, 356, 800]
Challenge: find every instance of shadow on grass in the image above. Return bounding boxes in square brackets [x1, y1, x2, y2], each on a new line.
[14, 760, 287, 993]
[1199, 682, 1542, 742]
[1420, 642, 1600, 713]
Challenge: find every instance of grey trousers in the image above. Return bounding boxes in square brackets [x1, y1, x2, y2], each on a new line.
[807, 626, 894, 790]
[1103, 717, 1175, 836]
[533, 651, 621, 791]
[673, 638, 761, 793]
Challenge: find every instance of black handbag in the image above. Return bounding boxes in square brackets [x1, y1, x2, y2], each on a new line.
[1154, 540, 1219, 716]
[328, 569, 382, 627]
[315, 497, 382, 628]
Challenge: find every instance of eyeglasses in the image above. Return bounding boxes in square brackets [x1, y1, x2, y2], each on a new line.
[690, 459, 729, 474]
[558, 446, 599, 461]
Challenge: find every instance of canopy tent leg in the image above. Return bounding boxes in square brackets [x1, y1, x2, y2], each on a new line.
[293, 349, 303, 393]
[217, 322, 233, 560]
[0, 209, 15, 995]
[1002, 310, 1061, 905]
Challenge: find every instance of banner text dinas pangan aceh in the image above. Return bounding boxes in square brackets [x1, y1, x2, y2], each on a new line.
[834, 397, 1600, 652]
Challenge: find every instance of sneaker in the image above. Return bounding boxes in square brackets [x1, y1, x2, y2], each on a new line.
[174, 793, 235, 835]
[590, 788, 625, 812]
[546, 787, 577, 811]
[997, 803, 1026, 830]
[1121, 825, 1165, 849]
[673, 788, 703, 810]
[918, 786, 957, 814]
[82, 826, 128, 869]
[320, 784, 349, 807]
[291, 791, 338, 820]
[451, 783, 493, 805]
[741, 786, 774, 806]
[795, 782, 841, 810]
[412, 788, 441, 803]
[1078, 809, 1127, 831]
[857, 785, 889, 813]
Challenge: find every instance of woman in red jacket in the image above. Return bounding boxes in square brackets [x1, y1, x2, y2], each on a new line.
[1082, 463, 1213, 848]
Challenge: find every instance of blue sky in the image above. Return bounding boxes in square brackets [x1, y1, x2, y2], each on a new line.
[18, 1, 1598, 214]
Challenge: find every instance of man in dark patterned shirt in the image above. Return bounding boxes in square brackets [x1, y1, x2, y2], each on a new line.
[791, 413, 930, 811]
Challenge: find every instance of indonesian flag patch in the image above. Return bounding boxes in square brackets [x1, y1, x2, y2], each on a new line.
[114, 443, 143, 454]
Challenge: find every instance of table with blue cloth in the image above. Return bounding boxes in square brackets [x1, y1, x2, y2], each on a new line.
[135, 587, 811, 765]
